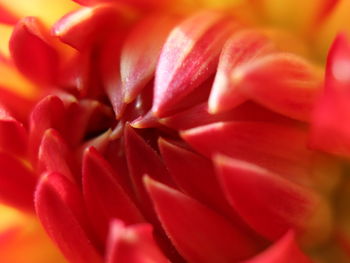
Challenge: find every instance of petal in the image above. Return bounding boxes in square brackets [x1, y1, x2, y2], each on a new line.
[0, 105, 28, 156]
[144, 176, 261, 263]
[0, 5, 18, 25]
[100, 33, 126, 119]
[10, 17, 59, 85]
[161, 101, 292, 130]
[38, 129, 77, 182]
[0, 152, 36, 212]
[233, 53, 322, 121]
[215, 155, 332, 247]
[82, 147, 144, 243]
[35, 172, 102, 263]
[158, 138, 238, 220]
[106, 220, 168, 263]
[182, 121, 338, 190]
[121, 14, 179, 103]
[243, 231, 313, 263]
[124, 124, 172, 208]
[153, 10, 236, 117]
[53, 4, 126, 50]
[310, 34, 350, 158]
[208, 29, 276, 114]
[29, 95, 65, 162]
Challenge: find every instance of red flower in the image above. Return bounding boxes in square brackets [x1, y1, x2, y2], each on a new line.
[0, 0, 350, 262]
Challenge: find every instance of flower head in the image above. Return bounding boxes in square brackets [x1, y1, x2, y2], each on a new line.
[0, 0, 350, 262]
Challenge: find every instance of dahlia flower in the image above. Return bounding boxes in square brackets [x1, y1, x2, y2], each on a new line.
[0, 0, 350, 262]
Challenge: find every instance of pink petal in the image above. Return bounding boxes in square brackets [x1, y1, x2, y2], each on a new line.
[215, 155, 332, 247]
[0, 105, 28, 156]
[153, 10, 237, 117]
[233, 53, 322, 121]
[121, 14, 179, 103]
[35, 172, 102, 263]
[53, 3, 125, 50]
[0, 152, 36, 212]
[310, 33, 350, 158]
[181, 121, 332, 189]
[82, 147, 144, 244]
[10, 17, 59, 84]
[209, 29, 276, 114]
[243, 231, 313, 263]
[106, 220, 168, 263]
[145, 176, 262, 263]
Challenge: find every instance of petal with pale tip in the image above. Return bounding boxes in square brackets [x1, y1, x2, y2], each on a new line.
[232, 52, 322, 121]
[29, 95, 66, 162]
[53, 4, 126, 50]
[82, 147, 144, 244]
[310, 33, 350, 158]
[38, 129, 77, 182]
[106, 220, 168, 263]
[10, 17, 59, 85]
[161, 101, 293, 130]
[215, 155, 333, 247]
[121, 14, 179, 103]
[243, 231, 313, 263]
[35, 172, 102, 263]
[144, 175, 262, 263]
[181, 121, 334, 190]
[153, 10, 237, 117]
[209, 29, 276, 114]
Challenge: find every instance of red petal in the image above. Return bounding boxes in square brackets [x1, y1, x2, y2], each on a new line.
[158, 138, 240, 220]
[310, 33, 350, 158]
[38, 129, 77, 182]
[0, 5, 18, 25]
[35, 172, 102, 263]
[100, 33, 126, 119]
[82, 147, 144, 244]
[0, 152, 36, 212]
[244, 231, 313, 263]
[181, 121, 332, 189]
[121, 14, 179, 103]
[209, 29, 276, 114]
[0, 105, 28, 156]
[29, 95, 65, 162]
[215, 155, 332, 247]
[10, 17, 59, 84]
[124, 124, 172, 207]
[234, 53, 322, 121]
[106, 220, 168, 263]
[153, 10, 236, 117]
[161, 101, 293, 130]
[53, 4, 125, 50]
[145, 176, 261, 262]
